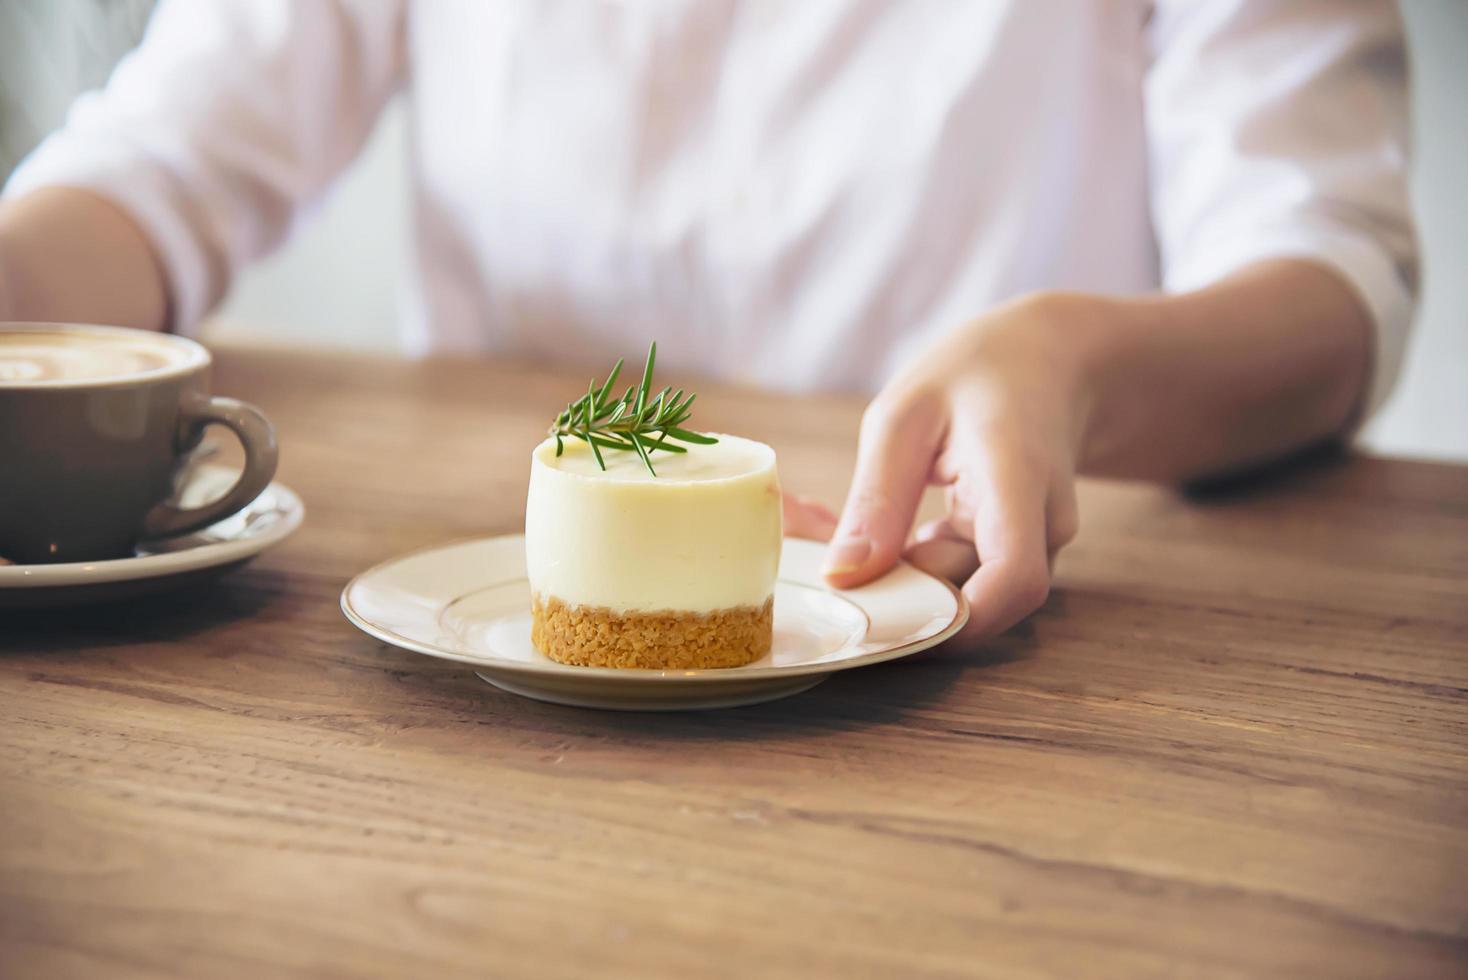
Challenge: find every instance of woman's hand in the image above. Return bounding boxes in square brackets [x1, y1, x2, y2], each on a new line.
[0, 235, 14, 322]
[823, 293, 1093, 639]
[820, 261, 1373, 641]
[0, 188, 170, 331]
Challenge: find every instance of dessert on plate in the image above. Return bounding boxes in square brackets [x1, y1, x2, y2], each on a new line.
[525, 345, 782, 669]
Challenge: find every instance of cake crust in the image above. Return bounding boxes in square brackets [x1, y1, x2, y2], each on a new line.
[531, 595, 773, 669]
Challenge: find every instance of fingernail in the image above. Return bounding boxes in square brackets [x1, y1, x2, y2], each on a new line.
[823, 535, 872, 575]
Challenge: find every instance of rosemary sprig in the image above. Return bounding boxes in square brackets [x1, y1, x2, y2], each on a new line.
[550, 342, 717, 476]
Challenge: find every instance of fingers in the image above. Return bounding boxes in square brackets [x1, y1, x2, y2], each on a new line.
[905, 518, 979, 584]
[954, 434, 1055, 638]
[1046, 471, 1079, 553]
[782, 492, 839, 541]
[898, 437, 1074, 627]
[824, 393, 945, 588]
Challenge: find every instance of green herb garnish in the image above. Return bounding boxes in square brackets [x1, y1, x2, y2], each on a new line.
[549, 342, 716, 476]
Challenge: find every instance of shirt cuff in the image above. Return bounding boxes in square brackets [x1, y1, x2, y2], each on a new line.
[1163, 220, 1415, 426]
[3, 135, 222, 337]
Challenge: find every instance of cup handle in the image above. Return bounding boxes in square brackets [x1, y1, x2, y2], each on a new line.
[141, 394, 279, 539]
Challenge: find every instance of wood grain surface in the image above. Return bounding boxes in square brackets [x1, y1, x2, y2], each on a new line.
[2, 344, 1465, 979]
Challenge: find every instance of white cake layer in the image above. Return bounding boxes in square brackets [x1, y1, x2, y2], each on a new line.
[524, 433, 782, 613]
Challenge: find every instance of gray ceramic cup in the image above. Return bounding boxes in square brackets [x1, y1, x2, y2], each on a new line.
[0, 322, 278, 564]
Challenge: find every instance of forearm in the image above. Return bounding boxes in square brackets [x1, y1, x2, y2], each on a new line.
[1073, 260, 1372, 483]
[0, 187, 169, 330]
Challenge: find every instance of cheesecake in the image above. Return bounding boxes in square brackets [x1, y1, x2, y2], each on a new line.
[525, 433, 782, 669]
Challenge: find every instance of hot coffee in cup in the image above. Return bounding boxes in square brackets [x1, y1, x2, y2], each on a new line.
[0, 323, 278, 564]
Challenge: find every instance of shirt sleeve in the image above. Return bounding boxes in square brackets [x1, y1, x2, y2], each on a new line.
[1145, 0, 1418, 420]
[2, 0, 405, 335]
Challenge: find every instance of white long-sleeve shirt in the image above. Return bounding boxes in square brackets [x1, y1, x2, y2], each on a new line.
[5, 0, 1416, 409]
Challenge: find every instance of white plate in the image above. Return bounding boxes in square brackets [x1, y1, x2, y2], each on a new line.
[0, 464, 304, 607]
[341, 534, 968, 711]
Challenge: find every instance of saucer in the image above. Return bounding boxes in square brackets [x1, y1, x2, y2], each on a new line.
[341, 535, 968, 711]
[0, 464, 304, 608]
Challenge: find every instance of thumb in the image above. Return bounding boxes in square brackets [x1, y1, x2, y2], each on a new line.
[824, 393, 944, 588]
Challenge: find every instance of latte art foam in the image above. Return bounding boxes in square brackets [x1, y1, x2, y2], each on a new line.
[0, 330, 191, 384]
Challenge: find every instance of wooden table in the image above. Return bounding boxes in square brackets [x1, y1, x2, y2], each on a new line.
[2, 345, 1465, 979]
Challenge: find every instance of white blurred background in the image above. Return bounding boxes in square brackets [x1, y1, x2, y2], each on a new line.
[2, 1, 1463, 461]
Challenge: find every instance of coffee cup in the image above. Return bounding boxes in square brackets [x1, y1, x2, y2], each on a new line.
[0, 322, 278, 564]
